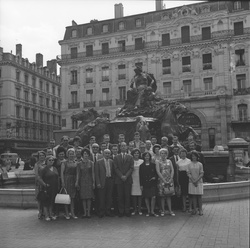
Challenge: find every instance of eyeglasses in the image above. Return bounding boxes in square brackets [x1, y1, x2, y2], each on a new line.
[48, 159, 54, 162]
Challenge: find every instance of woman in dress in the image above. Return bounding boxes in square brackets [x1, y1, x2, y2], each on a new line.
[131, 149, 143, 215]
[76, 148, 95, 218]
[187, 151, 204, 215]
[152, 144, 161, 163]
[61, 148, 78, 219]
[156, 148, 175, 217]
[176, 148, 191, 212]
[34, 151, 46, 219]
[38, 155, 59, 221]
[139, 152, 158, 217]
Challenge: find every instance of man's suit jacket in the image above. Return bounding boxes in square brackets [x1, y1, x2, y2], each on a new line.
[89, 153, 103, 163]
[113, 153, 134, 184]
[169, 155, 180, 185]
[95, 158, 115, 188]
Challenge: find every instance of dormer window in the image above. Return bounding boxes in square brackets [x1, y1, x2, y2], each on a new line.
[87, 27, 93, 35]
[102, 24, 108, 33]
[71, 29, 77, 38]
[135, 18, 142, 27]
[119, 21, 125, 30]
[233, 1, 241, 10]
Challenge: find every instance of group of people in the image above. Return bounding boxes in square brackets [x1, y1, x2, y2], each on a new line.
[33, 132, 205, 221]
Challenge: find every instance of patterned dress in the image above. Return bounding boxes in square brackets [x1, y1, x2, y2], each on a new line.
[187, 161, 204, 195]
[131, 159, 144, 196]
[157, 159, 174, 197]
[63, 160, 77, 198]
[78, 159, 94, 199]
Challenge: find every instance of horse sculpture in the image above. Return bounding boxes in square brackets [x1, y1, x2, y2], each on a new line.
[72, 108, 99, 129]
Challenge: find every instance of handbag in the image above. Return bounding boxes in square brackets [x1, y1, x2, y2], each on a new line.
[37, 188, 50, 204]
[163, 183, 175, 196]
[55, 187, 71, 205]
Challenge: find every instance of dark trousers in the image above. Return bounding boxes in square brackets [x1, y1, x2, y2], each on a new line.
[116, 183, 132, 214]
[98, 178, 114, 216]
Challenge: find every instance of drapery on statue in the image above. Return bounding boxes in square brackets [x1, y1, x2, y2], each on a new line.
[125, 66, 158, 110]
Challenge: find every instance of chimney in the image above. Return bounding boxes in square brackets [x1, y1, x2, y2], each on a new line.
[155, 0, 163, 11]
[114, 3, 124, 18]
[47, 59, 57, 75]
[16, 44, 22, 58]
[36, 53, 43, 67]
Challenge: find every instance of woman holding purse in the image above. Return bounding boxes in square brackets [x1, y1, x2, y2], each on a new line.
[156, 148, 175, 217]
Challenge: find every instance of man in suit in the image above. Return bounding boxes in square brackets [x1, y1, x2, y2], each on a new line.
[89, 143, 103, 163]
[111, 144, 119, 160]
[118, 134, 126, 153]
[95, 149, 115, 218]
[113, 142, 134, 217]
[84, 136, 96, 155]
[103, 134, 112, 150]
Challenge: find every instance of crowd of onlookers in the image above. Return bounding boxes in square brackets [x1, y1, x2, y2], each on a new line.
[30, 132, 205, 221]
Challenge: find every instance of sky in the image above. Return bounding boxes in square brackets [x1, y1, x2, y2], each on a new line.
[0, 0, 203, 66]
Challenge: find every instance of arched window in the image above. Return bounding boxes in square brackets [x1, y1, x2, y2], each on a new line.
[238, 104, 248, 121]
[119, 21, 125, 30]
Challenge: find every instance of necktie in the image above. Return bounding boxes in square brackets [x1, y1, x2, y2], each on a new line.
[175, 155, 178, 162]
[106, 159, 110, 177]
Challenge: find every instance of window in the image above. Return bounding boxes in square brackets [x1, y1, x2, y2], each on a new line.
[87, 27, 92, 35]
[32, 93, 36, 104]
[46, 98, 50, 108]
[46, 83, 49, 93]
[52, 86, 55, 95]
[236, 74, 246, 89]
[102, 88, 109, 101]
[86, 89, 93, 102]
[183, 80, 192, 93]
[118, 64, 126, 79]
[119, 86, 126, 100]
[182, 56, 191, 72]
[16, 70, 20, 81]
[86, 68, 93, 83]
[62, 119, 66, 127]
[234, 1, 242, 10]
[25, 108, 29, 120]
[204, 77, 213, 91]
[39, 129, 43, 140]
[102, 43, 109, 55]
[47, 113, 50, 124]
[234, 21, 243, 36]
[58, 88, 61, 97]
[118, 40, 126, 52]
[181, 26, 190, 43]
[40, 111, 43, 122]
[163, 82, 171, 96]
[102, 24, 108, 33]
[25, 127, 29, 139]
[58, 102, 61, 111]
[39, 95, 43, 106]
[32, 77, 36, 88]
[24, 91, 29, 101]
[202, 53, 212, 70]
[208, 128, 215, 149]
[202, 27, 211, 40]
[53, 115, 56, 125]
[71, 91, 78, 104]
[52, 100, 55, 109]
[71, 47, 78, 59]
[135, 18, 142, 27]
[71, 70, 77, 84]
[32, 128, 36, 140]
[39, 80, 43, 90]
[71, 29, 77, 38]
[238, 104, 247, 121]
[24, 74, 29, 85]
[162, 33, 170, 46]
[16, 106, 21, 118]
[235, 49, 245, 66]
[16, 88, 21, 99]
[135, 37, 144, 50]
[32, 109, 37, 121]
[162, 59, 171, 74]
[102, 66, 109, 81]
[119, 21, 125, 30]
[58, 116, 61, 127]
[86, 45, 93, 57]
[72, 119, 78, 130]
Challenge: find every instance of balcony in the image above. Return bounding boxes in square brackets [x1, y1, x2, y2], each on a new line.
[118, 74, 126, 80]
[162, 67, 171, 75]
[203, 63, 212, 70]
[233, 87, 250, 96]
[236, 60, 245, 67]
[116, 99, 125, 105]
[99, 100, 112, 107]
[68, 102, 80, 109]
[83, 101, 95, 108]
[182, 65, 191, 73]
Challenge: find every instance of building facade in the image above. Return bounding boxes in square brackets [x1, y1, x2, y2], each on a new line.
[0, 44, 61, 157]
[58, 1, 250, 150]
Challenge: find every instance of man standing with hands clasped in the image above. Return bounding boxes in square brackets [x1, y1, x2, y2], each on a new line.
[114, 142, 134, 217]
[95, 149, 115, 218]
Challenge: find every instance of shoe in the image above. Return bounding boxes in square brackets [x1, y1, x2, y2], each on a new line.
[125, 213, 131, 217]
[72, 216, 78, 219]
[45, 217, 51, 221]
[131, 212, 136, 216]
[160, 213, 165, 217]
[106, 213, 114, 217]
[50, 216, 57, 220]
[65, 215, 70, 220]
[170, 212, 175, 216]
[146, 213, 150, 217]
[138, 212, 143, 216]
[191, 210, 197, 215]
[38, 213, 43, 220]
[151, 213, 159, 217]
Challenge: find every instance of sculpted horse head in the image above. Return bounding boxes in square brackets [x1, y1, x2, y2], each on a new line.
[72, 108, 100, 128]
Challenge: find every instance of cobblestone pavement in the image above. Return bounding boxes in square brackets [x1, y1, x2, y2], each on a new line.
[0, 199, 249, 248]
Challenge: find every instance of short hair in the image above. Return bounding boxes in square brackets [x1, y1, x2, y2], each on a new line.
[159, 148, 169, 157]
[62, 136, 69, 141]
[145, 140, 152, 144]
[179, 148, 188, 156]
[118, 133, 125, 138]
[139, 142, 146, 148]
[152, 144, 161, 154]
[172, 145, 180, 151]
[66, 148, 75, 157]
[103, 134, 110, 138]
[161, 136, 168, 141]
[50, 139, 55, 143]
[38, 150, 46, 158]
[131, 148, 141, 157]
[111, 144, 118, 149]
[103, 149, 111, 154]
[142, 151, 152, 161]
[151, 135, 157, 139]
[81, 148, 91, 157]
[90, 136, 96, 140]
[134, 132, 140, 136]
[92, 143, 99, 148]
[45, 155, 55, 164]
[101, 142, 107, 147]
[128, 141, 135, 146]
[190, 150, 199, 161]
[56, 146, 66, 156]
[73, 136, 82, 143]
